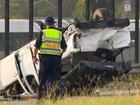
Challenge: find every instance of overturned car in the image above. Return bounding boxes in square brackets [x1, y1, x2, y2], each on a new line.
[0, 8, 132, 96]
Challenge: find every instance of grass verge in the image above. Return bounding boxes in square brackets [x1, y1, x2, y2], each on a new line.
[39, 95, 140, 105]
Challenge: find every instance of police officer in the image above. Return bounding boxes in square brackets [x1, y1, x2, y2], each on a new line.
[33, 16, 67, 98]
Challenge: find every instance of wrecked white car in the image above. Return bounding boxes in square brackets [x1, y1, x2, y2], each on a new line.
[0, 8, 132, 96]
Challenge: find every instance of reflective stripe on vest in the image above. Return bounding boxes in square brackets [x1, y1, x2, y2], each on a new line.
[40, 28, 62, 55]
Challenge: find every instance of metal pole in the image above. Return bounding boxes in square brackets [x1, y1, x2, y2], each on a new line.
[85, 0, 90, 20]
[111, 0, 115, 17]
[29, 0, 34, 41]
[58, 0, 62, 28]
[135, 0, 139, 63]
[5, 0, 10, 56]
[90, 0, 94, 13]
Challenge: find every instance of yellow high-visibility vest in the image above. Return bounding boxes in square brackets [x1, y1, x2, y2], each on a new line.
[40, 28, 62, 55]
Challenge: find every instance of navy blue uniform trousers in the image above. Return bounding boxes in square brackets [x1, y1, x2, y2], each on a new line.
[38, 54, 61, 92]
